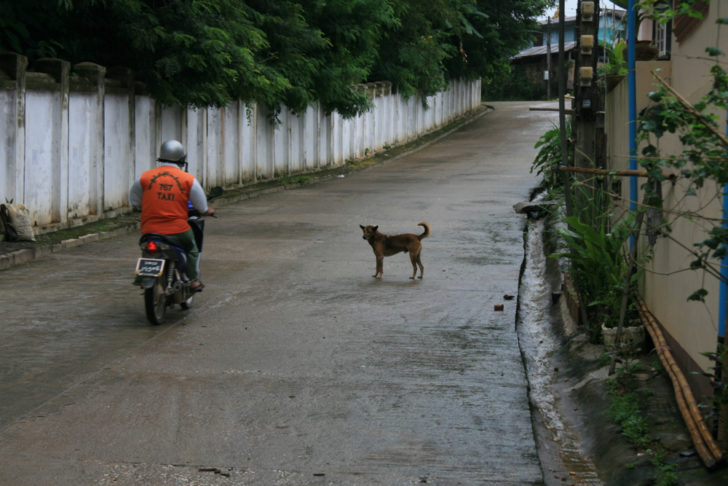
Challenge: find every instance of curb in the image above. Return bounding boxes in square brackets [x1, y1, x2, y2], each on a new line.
[0, 224, 139, 271]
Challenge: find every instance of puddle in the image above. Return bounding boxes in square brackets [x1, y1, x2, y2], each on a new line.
[517, 210, 602, 486]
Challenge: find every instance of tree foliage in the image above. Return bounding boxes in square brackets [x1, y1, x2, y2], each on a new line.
[0, 0, 549, 113]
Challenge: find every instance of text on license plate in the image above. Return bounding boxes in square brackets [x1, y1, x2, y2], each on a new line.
[136, 258, 165, 277]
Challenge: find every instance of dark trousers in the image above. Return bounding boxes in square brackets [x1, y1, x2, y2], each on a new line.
[163, 229, 200, 280]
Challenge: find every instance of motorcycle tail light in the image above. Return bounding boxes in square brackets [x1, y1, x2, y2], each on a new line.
[147, 241, 159, 251]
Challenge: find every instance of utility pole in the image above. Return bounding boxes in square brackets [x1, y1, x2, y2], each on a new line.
[573, 1, 600, 172]
[558, 0, 572, 218]
[546, 17, 552, 99]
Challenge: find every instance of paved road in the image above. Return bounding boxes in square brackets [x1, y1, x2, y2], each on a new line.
[0, 102, 559, 485]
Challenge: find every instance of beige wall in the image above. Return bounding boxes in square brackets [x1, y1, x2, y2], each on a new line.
[605, 60, 671, 174]
[605, 5, 727, 374]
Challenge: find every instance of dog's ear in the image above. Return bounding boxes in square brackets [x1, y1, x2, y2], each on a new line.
[373, 225, 378, 232]
[359, 224, 365, 230]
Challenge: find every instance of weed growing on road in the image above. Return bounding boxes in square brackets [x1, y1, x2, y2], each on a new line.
[698, 343, 728, 435]
[607, 380, 650, 449]
[605, 356, 679, 486]
[279, 174, 315, 186]
[652, 452, 679, 486]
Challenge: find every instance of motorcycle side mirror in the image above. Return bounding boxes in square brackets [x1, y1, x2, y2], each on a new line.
[207, 186, 223, 200]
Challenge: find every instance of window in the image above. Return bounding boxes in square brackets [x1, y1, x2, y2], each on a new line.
[655, 19, 671, 58]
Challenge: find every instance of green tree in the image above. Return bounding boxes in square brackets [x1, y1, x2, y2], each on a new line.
[0, 0, 549, 112]
[447, 1, 550, 85]
[302, 0, 397, 116]
[1, 0, 274, 107]
[371, 0, 549, 99]
[370, 0, 454, 98]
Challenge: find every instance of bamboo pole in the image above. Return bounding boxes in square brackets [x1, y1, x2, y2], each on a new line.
[529, 107, 575, 114]
[638, 299, 725, 468]
[719, 338, 728, 449]
[651, 71, 728, 149]
[557, 165, 675, 179]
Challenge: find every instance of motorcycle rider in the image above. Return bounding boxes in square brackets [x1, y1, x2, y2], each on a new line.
[129, 140, 214, 291]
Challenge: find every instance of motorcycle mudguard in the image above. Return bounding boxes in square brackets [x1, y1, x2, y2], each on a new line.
[141, 277, 156, 289]
[140, 240, 187, 275]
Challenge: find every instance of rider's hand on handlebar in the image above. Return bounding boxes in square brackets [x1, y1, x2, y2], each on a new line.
[205, 207, 216, 217]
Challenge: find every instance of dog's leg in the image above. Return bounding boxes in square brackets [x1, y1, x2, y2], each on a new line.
[374, 255, 384, 279]
[416, 253, 424, 279]
[409, 252, 419, 279]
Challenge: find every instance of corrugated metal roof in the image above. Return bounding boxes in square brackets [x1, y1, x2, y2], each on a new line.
[538, 15, 578, 24]
[512, 41, 577, 59]
[536, 10, 624, 25]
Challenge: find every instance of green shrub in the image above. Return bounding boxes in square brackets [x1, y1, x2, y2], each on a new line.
[531, 120, 571, 192]
[554, 213, 638, 342]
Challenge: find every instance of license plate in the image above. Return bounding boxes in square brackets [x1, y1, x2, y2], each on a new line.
[136, 258, 165, 277]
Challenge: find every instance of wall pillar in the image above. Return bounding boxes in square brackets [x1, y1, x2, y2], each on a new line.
[34, 58, 70, 225]
[73, 62, 106, 218]
[0, 53, 27, 205]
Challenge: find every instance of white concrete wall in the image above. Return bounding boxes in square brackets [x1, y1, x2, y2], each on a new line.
[0, 54, 481, 232]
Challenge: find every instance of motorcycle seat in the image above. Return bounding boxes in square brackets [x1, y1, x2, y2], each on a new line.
[140, 233, 177, 245]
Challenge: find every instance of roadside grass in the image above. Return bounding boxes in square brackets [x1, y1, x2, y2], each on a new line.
[32, 215, 139, 246]
[604, 354, 679, 486]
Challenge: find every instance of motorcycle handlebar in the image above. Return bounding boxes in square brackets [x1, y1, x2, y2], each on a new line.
[188, 209, 217, 218]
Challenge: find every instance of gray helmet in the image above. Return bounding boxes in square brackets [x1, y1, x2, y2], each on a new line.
[158, 139, 186, 164]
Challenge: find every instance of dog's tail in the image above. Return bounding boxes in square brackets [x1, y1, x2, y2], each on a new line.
[417, 222, 431, 240]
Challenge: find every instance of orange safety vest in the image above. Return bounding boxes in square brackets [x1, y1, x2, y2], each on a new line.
[139, 165, 195, 235]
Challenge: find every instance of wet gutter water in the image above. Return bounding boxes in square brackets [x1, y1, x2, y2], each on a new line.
[517, 210, 602, 486]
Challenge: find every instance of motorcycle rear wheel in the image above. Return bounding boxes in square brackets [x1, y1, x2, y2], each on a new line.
[144, 278, 167, 325]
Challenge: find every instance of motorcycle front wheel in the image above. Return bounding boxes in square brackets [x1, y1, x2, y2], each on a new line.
[144, 278, 167, 325]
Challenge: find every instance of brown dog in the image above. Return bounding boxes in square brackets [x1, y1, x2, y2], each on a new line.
[360, 222, 430, 279]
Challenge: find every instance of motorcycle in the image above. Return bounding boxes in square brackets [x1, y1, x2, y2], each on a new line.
[133, 187, 221, 325]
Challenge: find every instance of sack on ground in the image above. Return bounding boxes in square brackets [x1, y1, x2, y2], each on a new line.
[0, 204, 35, 242]
[0, 204, 14, 241]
